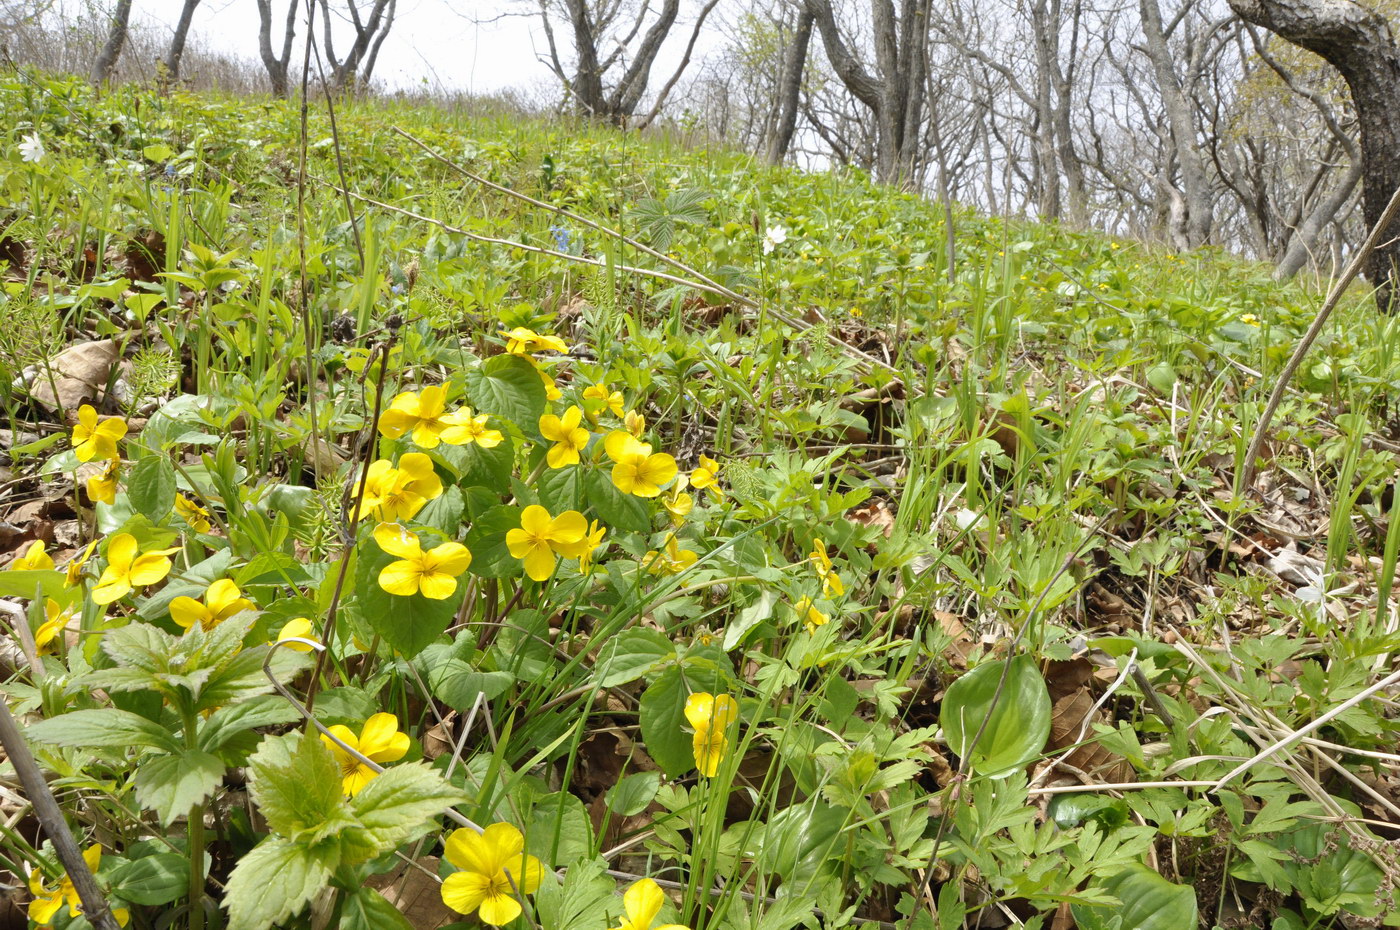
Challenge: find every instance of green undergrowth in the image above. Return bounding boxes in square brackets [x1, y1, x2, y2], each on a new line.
[2, 68, 1399, 930]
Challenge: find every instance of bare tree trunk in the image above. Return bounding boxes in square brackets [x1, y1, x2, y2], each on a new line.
[767, 11, 814, 164]
[256, 0, 298, 96]
[90, 0, 133, 86]
[1140, 0, 1213, 247]
[563, 0, 604, 117]
[163, 0, 202, 82]
[1228, 0, 1400, 308]
[1276, 160, 1364, 279]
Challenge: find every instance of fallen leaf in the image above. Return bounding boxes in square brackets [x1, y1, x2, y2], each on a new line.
[27, 340, 121, 413]
[366, 858, 458, 929]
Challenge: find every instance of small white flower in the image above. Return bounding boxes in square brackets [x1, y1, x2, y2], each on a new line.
[762, 225, 788, 255]
[18, 133, 44, 164]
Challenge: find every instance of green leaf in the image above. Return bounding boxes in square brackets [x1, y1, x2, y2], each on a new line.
[0, 569, 69, 602]
[435, 432, 514, 488]
[108, 852, 187, 905]
[353, 533, 464, 657]
[224, 837, 336, 930]
[198, 695, 301, 754]
[464, 504, 524, 579]
[528, 790, 592, 866]
[537, 463, 586, 514]
[126, 455, 177, 522]
[1080, 864, 1196, 930]
[638, 665, 692, 778]
[132, 749, 225, 825]
[26, 708, 182, 753]
[466, 354, 546, 431]
[536, 857, 612, 930]
[605, 771, 661, 816]
[345, 762, 468, 862]
[593, 628, 676, 687]
[248, 731, 345, 839]
[426, 655, 514, 712]
[752, 800, 848, 884]
[338, 887, 415, 930]
[723, 588, 778, 650]
[939, 654, 1051, 777]
[1145, 361, 1176, 395]
[584, 470, 651, 533]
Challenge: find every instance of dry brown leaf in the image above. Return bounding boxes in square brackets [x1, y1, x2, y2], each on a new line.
[366, 858, 458, 929]
[847, 498, 896, 540]
[28, 340, 121, 412]
[1047, 687, 1133, 783]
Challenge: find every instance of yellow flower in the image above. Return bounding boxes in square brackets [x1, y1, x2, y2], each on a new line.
[536, 363, 563, 401]
[374, 523, 472, 599]
[661, 475, 693, 526]
[582, 383, 625, 418]
[793, 597, 829, 634]
[504, 326, 568, 355]
[538, 406, 590, 468]
[442, 409, 504, 448]
[27, 845, 129, 928]
[577, 520, 607, 575]
[92, 533, 178, 605]
[688, 455, 722, 501]
[170, 579, 256, 631]
[604, 431, 677, 498]
[644, 535, 698, 575]
[377, 385, 470, 449]
[275, 617, 319, 652]
[808, 538, 844, 597]
[86, 459, 119, 505]
[440, 822, 544, 925]
[71, 404, 127, 463]
[355, 454, 443, 523]
[175, 494, 211, 533]
[609, 877, 690, 930]
[623, 409, 646, 438]
[321, 712, 410, 796]
[35, 600, 70, 654]
[1241, 313, 1261, 327]
[9, 540, 54, 571]
[506, 505, 587, 582]
[64, 541, 97, 587]
[685, 692, 738, 777]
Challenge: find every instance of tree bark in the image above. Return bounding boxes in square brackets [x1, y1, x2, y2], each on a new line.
[90, 0, 134, 86]
[767, 11, 814, 164]
[163, 0, 202, 83]
[563, 0, 605, 117]
[1227, 0, 1400, 307]
[256, 0, 298, 96]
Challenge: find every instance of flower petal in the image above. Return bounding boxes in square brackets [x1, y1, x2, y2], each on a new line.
[358, 714, 405, 757]
[684, 693, 715, 730]
[378, 560, 423, 596]
[523, 547, 556, 582]
[424, 542, 472, 577]
[623, 877, 664, 928]
[169, 597, 209, 629]
[374, 523, 422, 560]
[443, 827, 494, 874]
[476, 889, 522, 926]
[545, 510, 587, 546]
[519, 505, 552, 536]
[417, 570, 459, 600]
[440, 869, 490, 916]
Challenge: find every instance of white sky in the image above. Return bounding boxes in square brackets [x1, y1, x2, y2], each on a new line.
[139, 0, 561, 94]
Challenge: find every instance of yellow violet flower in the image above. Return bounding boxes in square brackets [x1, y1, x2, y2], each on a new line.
[92, 534, 178, 605]
[275, 617, 318, 652]
[374, 523, 472, 599]
[377, 385, 472, 449]
[27, 845, 129, 928]
[504, 326, 568, 355]
[86, 459, 119, 505]
[175, 493, 212, 533]
[685, 692, 738, 777]
[604, 431, 677, 498]
[623, 409, 646, 438]
[321, 712, 410, 796]
[661, 475, 693, 526]
[71, 404, 127, 463]
[582, 383, 625, 418]
[610, 877, 690, 930]
[536, 362, 563, 401]
[644, 535, 698, 575]
[64, 541, 98, 587]
[577, 520, 607, 575]
[808, 538, 844, 598]
[539, 406, 590, 468]
[36, 599, 71, 654]
[170, 579, 256, 631]
[355, 454, 443, 523]
[506, 505, 587, 582]
[440, 822, 544, 924]
[9, 540, 54, 571]
[688, 455, 722, 501]
[793, 597, 829, 634]
[443, 409, 504, 448]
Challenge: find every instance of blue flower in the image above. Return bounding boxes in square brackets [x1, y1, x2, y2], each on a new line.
[550, 225, 575, 254]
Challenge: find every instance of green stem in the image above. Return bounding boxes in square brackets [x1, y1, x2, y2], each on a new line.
[181, 706, 206, 930]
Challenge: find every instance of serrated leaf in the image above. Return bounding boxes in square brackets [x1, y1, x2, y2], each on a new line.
[338, 887, 415, 930]
[26, 708, 181, 753]
[132, 749, 225, 825]
[464, 504, 524, 579]
[536, 857, 612, 930]
[345, 762, 467, 861]
[426, 657, 514, 712]
[224, 837, 336, 930]
[537, 464, 586, 514]
[248, 731, 344, 839]
[198, 695, 300, 754]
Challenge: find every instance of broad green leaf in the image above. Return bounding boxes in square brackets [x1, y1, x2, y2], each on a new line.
[537, 463, 586, 514]
[529, 790, 592, 866]
[426, 656, 514, 712]
[464, 504, 524, 579]
[248, 731, 344, 839]
[466, 354, 546, 431]
[605, 771, 661, 816]
[593, 628, 676, 687]
[338, 887, 414, 930]
[434, 432, 514, 488]
[132, 749, 225, 825]
[26, 708, 181, 754]
[345, 762, 467, 861]
[939, 654, 1051, 777]
[536, 856, 612, 930]
[1085, 864, 1196, 930]
[584, 470, 651, 533]
[126, 455, 177, 522]
[638, 665, 692, 778]
[0, 569, 69, 603]
[723, 588, 777, 650]
[198, 695, 301, 754]
[108, 852, 187, 905]
[353, 533, 465, 657]
[223, 837, 336, 930]
[751, 800, 848, 884]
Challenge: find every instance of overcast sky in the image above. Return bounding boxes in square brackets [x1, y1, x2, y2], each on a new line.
[138, 0, 562, 94]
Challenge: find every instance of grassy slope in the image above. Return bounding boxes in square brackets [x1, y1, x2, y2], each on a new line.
[3, 70, 1400, 930]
